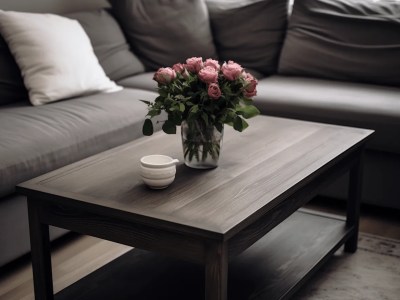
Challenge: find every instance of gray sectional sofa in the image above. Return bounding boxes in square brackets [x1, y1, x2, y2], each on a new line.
[1, 0, 399, 268]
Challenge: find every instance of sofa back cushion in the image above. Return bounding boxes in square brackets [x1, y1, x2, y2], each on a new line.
[206, 0, 288, 76]
[66, 9, 144, 81]
[0, 34, 28, 106]
[278, 0, 400, 86]
[108, 0, 218, 70]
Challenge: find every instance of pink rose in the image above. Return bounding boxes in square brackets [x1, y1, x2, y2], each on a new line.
[182, 68, 190, 79]
[244, 82, 257, 97]
[221, 60, 243, 81]
[153, 67, 176, 84]
[182, 68, 190, 80]
[243, 72, 258, 97]
[185, 57, 203, 73]
[208, 83, 221, 100]
[198, 66, 219, 84]
[204, 58, 220, 71]
[172, 63, 185, 73]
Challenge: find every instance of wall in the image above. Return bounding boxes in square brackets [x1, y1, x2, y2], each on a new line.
[0, 0, 109, 14]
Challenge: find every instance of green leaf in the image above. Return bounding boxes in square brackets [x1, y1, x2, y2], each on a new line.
[155, 96, 163, 102]
[147, 109, 161, 117]
[175, 95, 185, 100]
[143, 119, 154, 136]
[242, 98, 254, 105]
[236, 105, 260, 119]
[224, 109, 237, 124]
[162, 120, 176, 134]
[201, 113, 209, 126]
[140, 100, 151, 105]
[159, 89, 168, 97]
[233, 116, 249, 132]
[179, 103, 185, 112]
[190, 105, 199, 113]
[215, 122, 223, 133]
[227, 109, 237, 121]
[169, 111, 182, 126]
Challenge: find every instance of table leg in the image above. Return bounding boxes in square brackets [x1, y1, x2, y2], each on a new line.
[28, 199, 54, 300]
[344, 154, 363, 253]
[205, 241, 228, 300]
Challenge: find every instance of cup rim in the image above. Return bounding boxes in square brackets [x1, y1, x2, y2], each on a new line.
[140, 155, 179, 168]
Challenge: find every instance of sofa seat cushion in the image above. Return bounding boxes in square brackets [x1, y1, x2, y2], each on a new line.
[255, 76, 400, 154]
[0, 88, 157, 197]
[118, 72, 157, 92]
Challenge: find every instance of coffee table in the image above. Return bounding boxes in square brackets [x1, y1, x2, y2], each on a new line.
[17, 116, 373, 300]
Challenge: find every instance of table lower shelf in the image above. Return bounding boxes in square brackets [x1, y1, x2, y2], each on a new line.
[56, 210, 353, 300]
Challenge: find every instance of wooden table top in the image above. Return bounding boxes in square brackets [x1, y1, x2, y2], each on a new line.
[18, 116, 373, 239]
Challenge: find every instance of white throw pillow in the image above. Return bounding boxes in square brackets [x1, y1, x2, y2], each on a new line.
[0, 10, 122, 106]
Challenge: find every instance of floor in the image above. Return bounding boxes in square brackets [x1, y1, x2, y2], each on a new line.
[305, 197, 400, 240]
[0, 198, 399, 300]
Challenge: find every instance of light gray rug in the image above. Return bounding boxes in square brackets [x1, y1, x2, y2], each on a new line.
[293, 233, 400, 300]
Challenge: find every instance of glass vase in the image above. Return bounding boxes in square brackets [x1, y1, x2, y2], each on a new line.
[181, 120, 224, 169]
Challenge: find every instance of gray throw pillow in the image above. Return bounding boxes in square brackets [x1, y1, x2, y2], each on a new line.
[66, 9, 145, 81]
[278, 0, 400, 86]
[206, 0, 288, 76]
[108, 0, 218, 70]
[0, 34, 28, 105]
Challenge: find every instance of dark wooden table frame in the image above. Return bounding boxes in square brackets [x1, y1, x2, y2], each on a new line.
[24, 148, 363, 300]
[18, 117, 373, 300]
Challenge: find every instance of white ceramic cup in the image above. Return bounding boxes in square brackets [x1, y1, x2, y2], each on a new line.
[140, 155, 179, 189]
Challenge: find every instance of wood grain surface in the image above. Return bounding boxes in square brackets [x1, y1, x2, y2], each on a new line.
[18, 116, 373, 238]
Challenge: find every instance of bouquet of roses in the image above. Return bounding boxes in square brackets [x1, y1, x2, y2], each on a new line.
[141, 57, 260, 167]
[142, 57, 259, 135]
